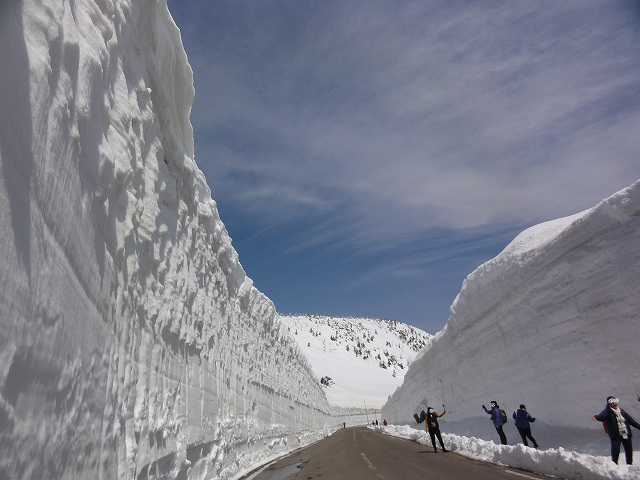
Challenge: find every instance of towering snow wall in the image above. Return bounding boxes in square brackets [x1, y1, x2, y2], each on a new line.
[0, 1, 354, 479]
[383, 180, 640, 432]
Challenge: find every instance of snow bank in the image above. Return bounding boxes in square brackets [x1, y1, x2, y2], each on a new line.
[378, 425, 640, 480]
[383, 180, 640, 454]
[0, 1, 362, 479]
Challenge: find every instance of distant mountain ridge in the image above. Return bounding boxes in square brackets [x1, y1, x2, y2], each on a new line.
[279, 314, 432, 409]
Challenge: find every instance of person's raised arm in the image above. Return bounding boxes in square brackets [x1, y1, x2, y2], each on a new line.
[593, 409, 608, 422]
[623, 411, 640, 431]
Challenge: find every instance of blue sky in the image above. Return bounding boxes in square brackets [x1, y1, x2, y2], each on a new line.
[167, 0, 640, 333]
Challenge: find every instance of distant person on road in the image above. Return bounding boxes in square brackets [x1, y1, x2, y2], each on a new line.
[593, 396, 640, 465]
[343, 422, 346, 428]
[426, 406, 448, 453]
[483, 401, 508, 445]
[513, 404, 539, 449]
[383, 419, 388, 426]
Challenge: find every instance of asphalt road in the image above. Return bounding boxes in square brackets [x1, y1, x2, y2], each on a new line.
[247, 427, 554, 480]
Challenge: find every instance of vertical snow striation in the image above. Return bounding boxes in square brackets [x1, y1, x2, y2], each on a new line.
[0, 1, 354, 479]
[383, 180, 640, 434]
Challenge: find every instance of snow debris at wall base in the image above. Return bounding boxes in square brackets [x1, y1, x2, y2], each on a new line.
[377, 425, 640, 480]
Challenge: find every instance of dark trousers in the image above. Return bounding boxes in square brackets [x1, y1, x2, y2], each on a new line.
[495, 425, 508, 445]
[429, 428, 446, 451]
[517, 428, 538, 448]
[610, 436, 633, 465]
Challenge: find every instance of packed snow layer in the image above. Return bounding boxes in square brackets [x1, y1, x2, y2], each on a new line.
[383, 180, 640, 452]
[0, 1, 365, 479]
[378, 425, 640, 480]
[279, 314, 431, 409]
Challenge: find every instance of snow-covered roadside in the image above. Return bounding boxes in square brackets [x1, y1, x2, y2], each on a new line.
[376, 424, 639, 480]
[234, 411, 375, 480]
[231, 427, 336, 480]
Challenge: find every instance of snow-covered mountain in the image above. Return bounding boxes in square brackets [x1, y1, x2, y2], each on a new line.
[279, 314, 431, 409]
[3, 0, 640, 479]
[0, 2, 365, 479]
[382, 180, 640, 455]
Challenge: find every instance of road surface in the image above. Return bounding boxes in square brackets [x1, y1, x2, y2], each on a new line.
[246, 427, 554, 480]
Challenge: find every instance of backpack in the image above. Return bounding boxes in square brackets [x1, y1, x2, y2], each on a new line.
[500, 409, 508, 424]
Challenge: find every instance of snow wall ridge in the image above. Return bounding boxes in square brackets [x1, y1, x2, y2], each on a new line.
[383, 179, 640, 431]
[448, 179, 640, 338]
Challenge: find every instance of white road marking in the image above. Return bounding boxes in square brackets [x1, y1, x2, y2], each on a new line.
[360, 452, 386, 479]
[505, 469, 542, 479]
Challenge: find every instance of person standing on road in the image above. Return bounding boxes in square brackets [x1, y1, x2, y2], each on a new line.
[513, 404, 539, 448]
[426, 406, 448, 453]
[593, 396, 640, 465]
[483, 401, 508, 445]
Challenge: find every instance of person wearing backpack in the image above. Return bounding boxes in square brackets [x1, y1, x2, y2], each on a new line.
[513, 404, 539, 449]
[482, 401, 508, 445]
[593, 396, 640, 465]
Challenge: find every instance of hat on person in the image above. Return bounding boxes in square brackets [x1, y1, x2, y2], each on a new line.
[520, 404, 526, 409]
[607, 396, 620, 404]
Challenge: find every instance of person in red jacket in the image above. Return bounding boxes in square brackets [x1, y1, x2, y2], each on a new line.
[593, 396, 640, 465]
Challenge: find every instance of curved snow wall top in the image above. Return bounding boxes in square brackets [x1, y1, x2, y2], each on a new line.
[383, 180, 640, 430]
[0, 1, 351, 479]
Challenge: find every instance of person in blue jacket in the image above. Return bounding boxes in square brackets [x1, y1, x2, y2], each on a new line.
[513, 404, 539, 448]
[593, 396, 640, 465]
[482, 401, 508, 445]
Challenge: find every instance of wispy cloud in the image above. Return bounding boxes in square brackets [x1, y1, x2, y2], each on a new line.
[177, 0, 640, 257]
[169, 0, 640, 328]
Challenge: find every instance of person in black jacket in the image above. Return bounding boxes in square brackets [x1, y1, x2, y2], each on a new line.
[426, 406, 448, 453]
[593, 396, 640, 465]
[513, 404, 539, 448]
